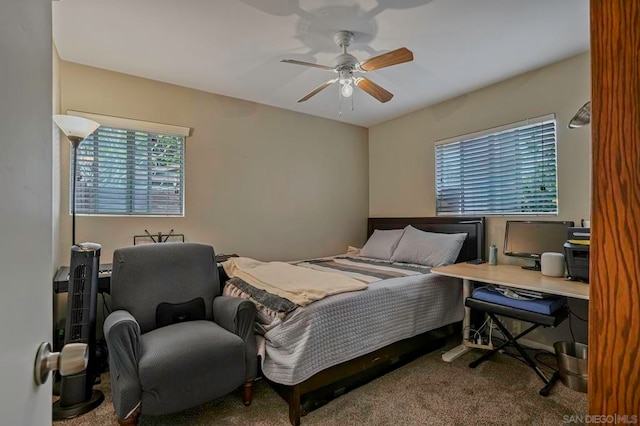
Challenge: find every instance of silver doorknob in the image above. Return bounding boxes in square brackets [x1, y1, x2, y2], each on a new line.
[34, 342, 88, 385]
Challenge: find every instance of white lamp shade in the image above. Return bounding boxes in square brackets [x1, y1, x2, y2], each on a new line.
[53, 114, 100, 140]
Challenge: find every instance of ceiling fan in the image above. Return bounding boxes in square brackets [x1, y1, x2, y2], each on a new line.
[281, 30, 414, 103]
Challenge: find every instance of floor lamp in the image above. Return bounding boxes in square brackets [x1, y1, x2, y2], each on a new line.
[53, 115, 100, 245]
[52, 115, 103, 419]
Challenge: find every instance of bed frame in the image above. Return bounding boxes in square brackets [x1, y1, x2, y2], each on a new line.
[268, 217, 485, 425]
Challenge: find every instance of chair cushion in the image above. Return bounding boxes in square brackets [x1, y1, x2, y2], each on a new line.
[465, 297, 568, 327]
[111, 243, 219, 334]
[471, 287, 567, 315]
[138, 320, 245, 415]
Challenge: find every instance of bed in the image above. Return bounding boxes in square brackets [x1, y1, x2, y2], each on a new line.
[224, 217, 485, 425]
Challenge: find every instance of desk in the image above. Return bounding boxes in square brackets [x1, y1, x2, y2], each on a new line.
[431, 263, 589, 362]
[53, 254, 238, 294]
[53, 264, 112, 294]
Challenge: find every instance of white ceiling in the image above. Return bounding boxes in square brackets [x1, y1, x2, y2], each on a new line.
[53, 0, 589, 128]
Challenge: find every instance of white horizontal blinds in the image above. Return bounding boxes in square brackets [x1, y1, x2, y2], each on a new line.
[72, 126, 185, 215]
[435, 115, 558, 215]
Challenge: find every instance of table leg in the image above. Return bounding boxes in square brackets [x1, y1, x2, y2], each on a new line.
[442, 278, 473, 362]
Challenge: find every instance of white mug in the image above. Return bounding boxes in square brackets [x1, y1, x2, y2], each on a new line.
[541, 252, 565, 277]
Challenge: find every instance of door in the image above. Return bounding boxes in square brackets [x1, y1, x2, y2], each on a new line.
[0, 1, 55, 424]
[590, 0, 640, 415]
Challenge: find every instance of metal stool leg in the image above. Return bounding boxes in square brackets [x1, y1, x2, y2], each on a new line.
[470, 313, 559, 395]
[491, 318, 548, 384]
[469, 338, 511, 368]
[470, 313, 539, 368]
[539, 371, 561, 396]
[498, 323, 549, 385]
[486, 313, 560, 392]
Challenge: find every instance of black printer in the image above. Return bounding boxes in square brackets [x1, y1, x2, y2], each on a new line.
[564, 227, 590, 283]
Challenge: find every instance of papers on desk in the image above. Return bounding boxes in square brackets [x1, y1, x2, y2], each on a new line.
[567, 239, 590, 246]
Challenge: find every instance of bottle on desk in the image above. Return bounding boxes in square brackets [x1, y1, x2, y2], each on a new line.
[489, 244, 498, 265]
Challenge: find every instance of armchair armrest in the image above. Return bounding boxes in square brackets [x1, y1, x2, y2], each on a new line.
[104, 310, 142, 420]
[213, 296, 257, 380]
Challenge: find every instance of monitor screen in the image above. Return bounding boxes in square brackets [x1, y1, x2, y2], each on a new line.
[504, 220, 574, 263]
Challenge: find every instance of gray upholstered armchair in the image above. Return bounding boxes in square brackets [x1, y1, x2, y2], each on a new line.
[103, 243, 257, 425]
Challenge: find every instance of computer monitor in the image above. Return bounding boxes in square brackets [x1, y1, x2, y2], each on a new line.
[503, 220, 574, 270]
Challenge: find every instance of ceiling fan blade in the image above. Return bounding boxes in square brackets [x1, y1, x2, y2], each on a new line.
[298, 79, 338, 103]
[358, 47, 414, 72]
[281, 59, 334, 71]
[355, 77, 393, 103]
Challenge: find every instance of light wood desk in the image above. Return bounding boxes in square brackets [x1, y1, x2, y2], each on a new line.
[431, 263, 589, 362]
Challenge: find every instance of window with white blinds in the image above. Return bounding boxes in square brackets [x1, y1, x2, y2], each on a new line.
[72, 126, 185, 216]
[435, 115, 558, 216]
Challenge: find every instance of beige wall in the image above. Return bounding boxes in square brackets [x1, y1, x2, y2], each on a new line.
[369, 52, 591, 265]
[59, 61, 369, 263]
[369, 52, 591, 346]
[52, 44, 61, 271]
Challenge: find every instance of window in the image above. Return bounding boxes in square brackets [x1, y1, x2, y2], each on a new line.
[435, 114, 557, 216]
[70, 114, 187, 216]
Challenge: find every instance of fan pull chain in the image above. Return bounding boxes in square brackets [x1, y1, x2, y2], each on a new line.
[338, 88, 343, 116]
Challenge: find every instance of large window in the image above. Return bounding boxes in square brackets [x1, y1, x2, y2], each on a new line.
[70, 114, 187, 216]
[435, 114, 557, 216]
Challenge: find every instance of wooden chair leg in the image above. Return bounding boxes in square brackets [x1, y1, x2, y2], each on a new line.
[117, 407, 140, 426]
[243, 380, 254, 406]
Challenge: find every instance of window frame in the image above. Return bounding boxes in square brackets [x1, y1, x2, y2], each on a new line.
[67, 111, 189, 217]
[434, 114, 559, 217]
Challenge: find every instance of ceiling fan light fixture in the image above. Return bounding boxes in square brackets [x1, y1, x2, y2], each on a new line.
[339, 69, 354, 98]
[341, 82, 353, 98]
[282, 30, 413, 107]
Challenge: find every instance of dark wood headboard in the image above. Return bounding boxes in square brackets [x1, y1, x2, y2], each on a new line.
[367, 217, 486, 263]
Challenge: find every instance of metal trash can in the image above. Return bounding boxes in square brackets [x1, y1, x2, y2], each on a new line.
[554, 341, 588, 393]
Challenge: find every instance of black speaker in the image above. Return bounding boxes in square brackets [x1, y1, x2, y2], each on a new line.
[53, 243, 104, 419]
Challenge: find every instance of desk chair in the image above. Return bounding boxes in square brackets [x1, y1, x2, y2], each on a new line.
[465, 297, 568, 396]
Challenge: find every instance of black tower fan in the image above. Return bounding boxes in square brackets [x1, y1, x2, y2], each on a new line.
[53, 243, 105, 419]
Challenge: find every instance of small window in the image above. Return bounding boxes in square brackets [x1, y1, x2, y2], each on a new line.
[435, 114, 558, 216]
[72, 126, 185, 216]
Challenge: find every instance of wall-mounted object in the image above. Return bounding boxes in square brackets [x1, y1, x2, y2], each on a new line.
[568, 101, 591, 128]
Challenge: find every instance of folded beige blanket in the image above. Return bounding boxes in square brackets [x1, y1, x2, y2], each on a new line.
[222, 257, 367, 306]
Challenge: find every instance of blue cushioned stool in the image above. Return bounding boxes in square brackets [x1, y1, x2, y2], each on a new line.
[466, 289, 568, 396]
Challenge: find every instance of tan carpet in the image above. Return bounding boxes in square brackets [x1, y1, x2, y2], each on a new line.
[56, 346, 586, 425]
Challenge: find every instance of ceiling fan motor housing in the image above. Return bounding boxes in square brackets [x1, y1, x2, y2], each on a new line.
[333, 30, 355, 49]
[333, 31, 358, 72]
[338, 69, 354, 85]
[333, 53, 358, 71]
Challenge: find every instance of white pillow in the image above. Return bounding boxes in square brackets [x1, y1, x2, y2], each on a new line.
[390, 225, 467, 267]
[359, 229, 405, 260]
